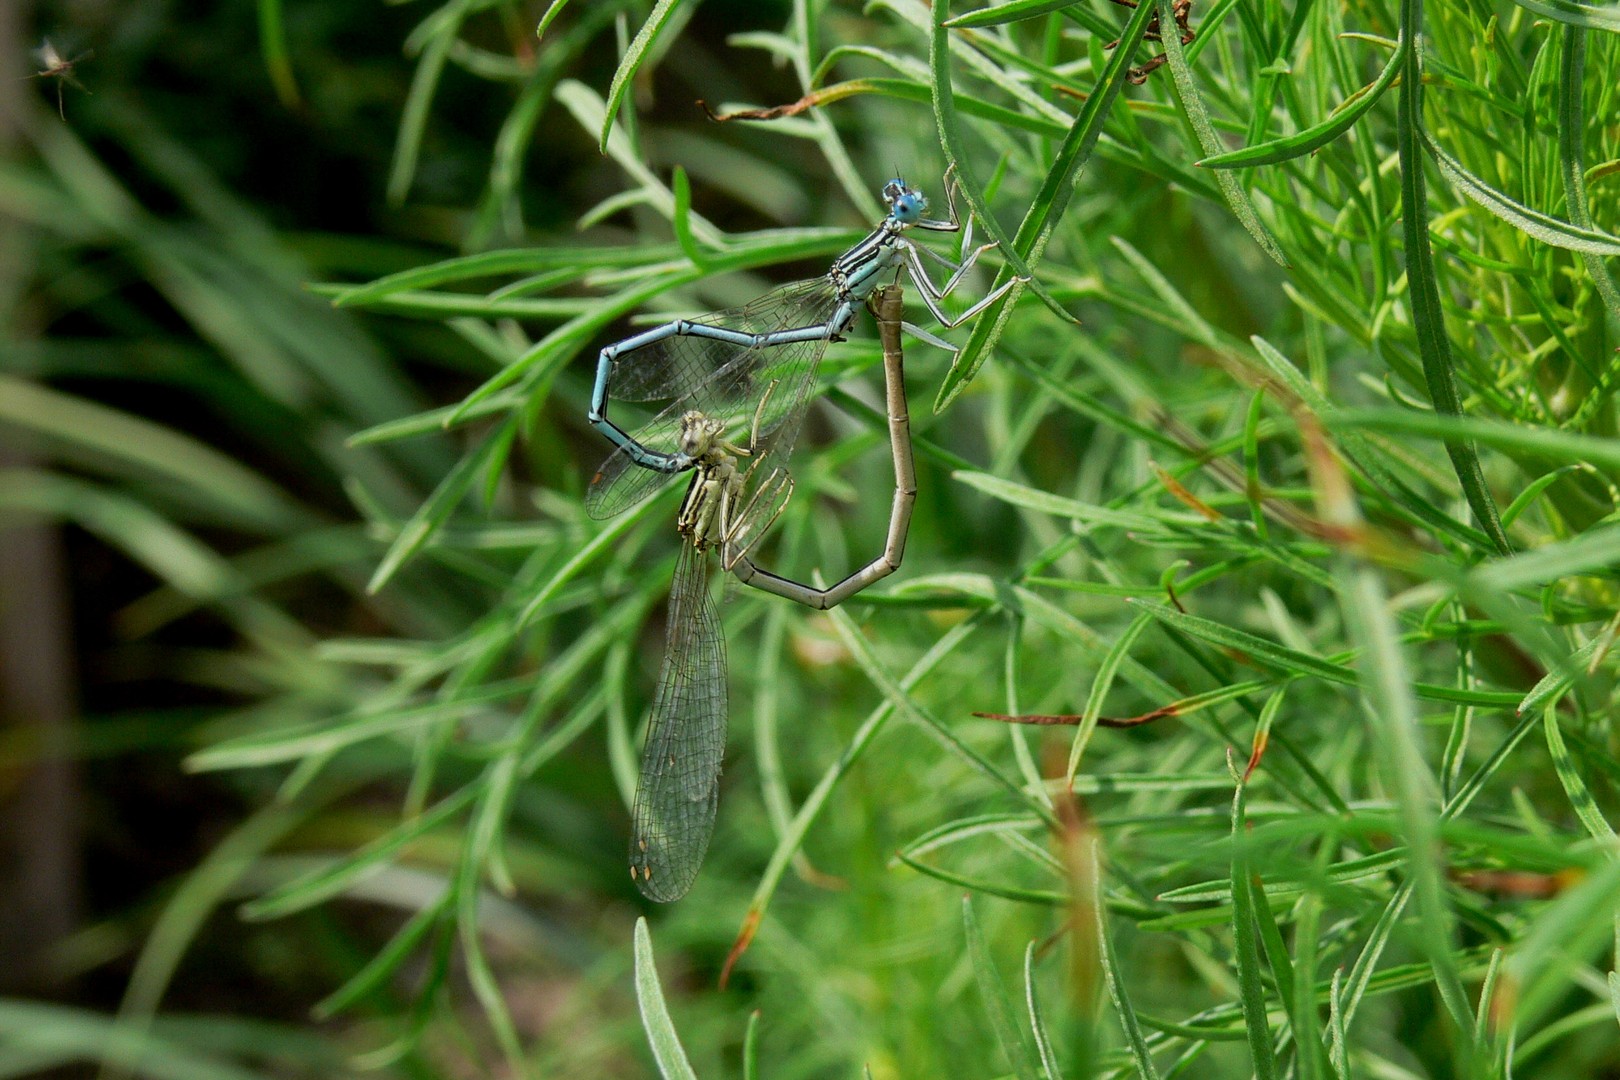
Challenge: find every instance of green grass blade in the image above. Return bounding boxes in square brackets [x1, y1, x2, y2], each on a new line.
[1329, 473, 1478, 1057]
[1095, 850, 1161, 1079]
[1467, 526, 1620, 595]
[1067, 608, 1154, 778]
[1542, 703, 1617, 841]
[826, 601, 1051, 822]
[599, 0, 684, 153]
[1517, 637, 1602, 715]
[733, 618, 985, 974]
[242, 786, 478, 920]
[314, 900, 445, 1018]
[933, 0, 1161, 410]
[367, 417, 519, 594]
[925, 27, 1071, 323]
[1395, 0, 1510, 555]
[1199, 40, 1402, 168]
[1231, 783, 1279, 1080]
[256, 0, 300, 108]
[1023, 943, 1068, 1080]
[1426, 132, 1620, 255]
[1501, 860, 1620, 1033]
[389, 0, 470, 206]
[1329, 407, 1620, 471]
[536, 0, 572, 40]
[944, 0, 1083, 28]
[1557, 27, 1620, 320]
[0, 375, 305, 531]
[671, 164, 706, 268]
[896, 852, 1067, 904]
[963, 898, 1043, 1080]
[1156, 0, 1287, 266]
[1509, 0, 1620, 29]
[633, 918, 700, 1080]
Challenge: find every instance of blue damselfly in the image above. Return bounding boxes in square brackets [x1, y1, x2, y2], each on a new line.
[586, 174, 1017, 899]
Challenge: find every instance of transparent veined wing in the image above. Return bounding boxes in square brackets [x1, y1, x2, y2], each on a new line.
[585, 278, 839, 521]
[629, 539, 726, 901]
[607, 277, 833, 402]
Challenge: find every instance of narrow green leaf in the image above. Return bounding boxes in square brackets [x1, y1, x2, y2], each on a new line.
[945, 0, 1084, 28]
[1517, 637, 1603, 716]
[520, 502, 656, 625]
[536, 0, 573, 40]
[1557, 27, 1620, 324]
[1500, 466, 1581, 529]
[1395, 1, 1510, 555]
[1067, 610, 1154, 778]
[1199, 39, 1402, 168]
[1160, 849, 1403, 904]
[1509, 0, 1620, 30]
[187, 678, 534, 771]
[599, 0, 684, 153]
[1094, 845, 1160, 1080]
[633, 919, 699, 1080]
[1292, 843, 1331, 1080]
[368, 417, 519, 593]
[1251, 868, 1297, 1013]
[1231, 784, 1279, 1080]
[0, 376, 304, 531]
[743, 1010, 762, 1080]
[558, 79, 724, 246]
[242, 787, 478, 920]
[1501, 860, 1620, 1032]
[933, 0, 1160, 410]
[1427, 133, 1620, 255]
[670, 164, 705, 268]
[954, 469, 1170, 531]
[332, 248, 645, 309]
[454, 868, 526, 1078]
[256, 0, 300, 108]
[314, 901, 445, 1018]
[924, 29, 1073, 325]
[389, 0, 470, 206]
[1024, 944, 1067, 1080]
[1156, 0, 1287, 265]
[1467, 527, 1620, 594]
[1133, 601, 1352, 686]
[897, 852, 1068, 904]
[1329, 407, 1620, 471]
[1543, 703, 1617, 841]
[1334, 484, 1477, 1047]
[964, 899, 1043, 1080]
[1249, 337, 1489, 553]
[739, 618, 986, 960]
[826, 602, 1051, 822]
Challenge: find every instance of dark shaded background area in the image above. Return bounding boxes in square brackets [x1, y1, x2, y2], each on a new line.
[0, 0, 794, 1019]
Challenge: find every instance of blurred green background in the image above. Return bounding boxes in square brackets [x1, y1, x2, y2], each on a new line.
[5, 0, 1620, 1077]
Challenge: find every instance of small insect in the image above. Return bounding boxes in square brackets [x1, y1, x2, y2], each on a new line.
[26, 39, 92, 120]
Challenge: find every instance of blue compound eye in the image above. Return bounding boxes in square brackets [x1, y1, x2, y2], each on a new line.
[891, 191, 926, 224]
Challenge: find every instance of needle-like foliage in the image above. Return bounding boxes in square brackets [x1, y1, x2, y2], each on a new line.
[6, 0, 1620, 1076]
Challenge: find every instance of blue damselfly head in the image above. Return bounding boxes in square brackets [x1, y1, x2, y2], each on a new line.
[881, 179, 928, 225]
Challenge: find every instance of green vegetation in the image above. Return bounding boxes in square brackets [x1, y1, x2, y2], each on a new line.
[4, 0, 1620, 1076]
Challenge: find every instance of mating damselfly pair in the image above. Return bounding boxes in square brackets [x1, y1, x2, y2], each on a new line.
[585, 170, 1021, 901]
